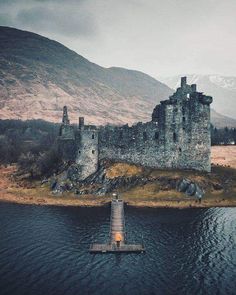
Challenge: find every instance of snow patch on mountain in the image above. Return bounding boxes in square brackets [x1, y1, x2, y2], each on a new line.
[209, 75, 236, 90]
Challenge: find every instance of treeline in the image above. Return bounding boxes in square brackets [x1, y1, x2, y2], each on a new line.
[0, 119, 62, 177]
[211, 126, 236, 145]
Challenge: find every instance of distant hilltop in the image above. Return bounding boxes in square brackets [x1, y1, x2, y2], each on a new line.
[0, 26, 235, 128]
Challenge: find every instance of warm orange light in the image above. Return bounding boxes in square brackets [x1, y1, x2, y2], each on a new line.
[115, 233, 122, 242]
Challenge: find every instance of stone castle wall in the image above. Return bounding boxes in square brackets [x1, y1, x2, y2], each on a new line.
[98, 122, 166, 168]
[58, 77, 213, 179]
[75, 125, 99, 180]
[98, 77, 212, 172]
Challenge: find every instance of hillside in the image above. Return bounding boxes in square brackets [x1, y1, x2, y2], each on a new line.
[0, 26, 172, 125]
[0, 26, 235, 127]
[211, 109, 236, 128]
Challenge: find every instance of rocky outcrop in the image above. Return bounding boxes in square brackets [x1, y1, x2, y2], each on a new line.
[177, 178, 204, 199]
[50, 160, 206, 198]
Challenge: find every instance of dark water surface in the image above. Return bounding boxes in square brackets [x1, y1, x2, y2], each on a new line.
[0, 203, 235, 295]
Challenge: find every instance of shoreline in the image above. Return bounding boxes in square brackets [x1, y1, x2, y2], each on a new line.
[0, 153, 235, 209]
[0, 193, 235, 209]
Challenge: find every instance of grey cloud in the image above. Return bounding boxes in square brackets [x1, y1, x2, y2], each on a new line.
[34, 0, 85, 2]
[16, 5, 96, 37]
[0, 13, 13, 25]
[0, 0, 83, 3]
[0, 0, 235, 77]
[0, 0, 97, 38]
[0, 0, 12, 3]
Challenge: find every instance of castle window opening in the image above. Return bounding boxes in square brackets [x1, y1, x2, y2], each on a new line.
[179, 147, 182, 153]
[154, 131, 159, 140]
[143, 132, 147, 141]
[92, 150, 95, 154]
[183, 116, 186, 123]
[173, 132, 177, 142]
[92, 133, 95, 139]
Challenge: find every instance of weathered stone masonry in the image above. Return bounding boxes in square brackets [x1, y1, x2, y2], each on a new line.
[58, 77, 213, 180]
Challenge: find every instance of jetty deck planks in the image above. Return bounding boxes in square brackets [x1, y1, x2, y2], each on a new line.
[90, 243, 145, 253]
[90, 198, 145, 254]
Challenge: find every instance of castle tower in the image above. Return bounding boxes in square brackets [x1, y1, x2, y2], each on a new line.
[58, 106, 76, 161]
[79, 117, 84, 129]
[173, 77, 212, 171]
[151, 77, 212, 172]
[62, 105, 70, 125]
[59, 106, 74, 139]
[76, 118, 99, 180]
[181, 76, 187, 88]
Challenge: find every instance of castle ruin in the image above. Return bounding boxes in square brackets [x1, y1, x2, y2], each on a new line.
[58, 77, 213, 179]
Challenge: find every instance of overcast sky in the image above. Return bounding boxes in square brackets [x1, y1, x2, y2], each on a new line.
[0, 0, 235, 78]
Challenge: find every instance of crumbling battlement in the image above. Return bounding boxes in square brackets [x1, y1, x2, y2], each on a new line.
[58, 77, 213, 180]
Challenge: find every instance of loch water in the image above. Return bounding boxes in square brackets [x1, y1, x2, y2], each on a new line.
[0, 202, 235, 295]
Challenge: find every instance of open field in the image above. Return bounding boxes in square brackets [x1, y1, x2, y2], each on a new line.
[0, 145, 235, 208]
[211, 145, 236, 168]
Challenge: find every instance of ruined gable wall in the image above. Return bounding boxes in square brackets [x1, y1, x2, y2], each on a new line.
[98, 85, 212, 172]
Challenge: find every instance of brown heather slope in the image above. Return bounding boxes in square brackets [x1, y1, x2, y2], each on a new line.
[211, 145, 236, 168]
[0, 26, 235, 127]
[0, 26, 172, 126]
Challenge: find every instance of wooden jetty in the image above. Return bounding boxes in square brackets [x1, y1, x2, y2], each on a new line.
[90, 197, 145, 253]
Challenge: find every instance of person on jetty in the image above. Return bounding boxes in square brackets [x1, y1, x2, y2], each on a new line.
[115, 233, 122, 248]
[112, 193, 119, 201]
[198, 195, 202, 204]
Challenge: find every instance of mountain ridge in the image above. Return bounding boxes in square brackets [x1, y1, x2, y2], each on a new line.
[0, 26, 235, 128]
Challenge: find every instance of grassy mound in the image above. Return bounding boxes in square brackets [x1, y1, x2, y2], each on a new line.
[106, 163, 143, 179]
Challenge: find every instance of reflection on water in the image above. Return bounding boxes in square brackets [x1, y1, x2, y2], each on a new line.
[0, 203, 235, 295]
